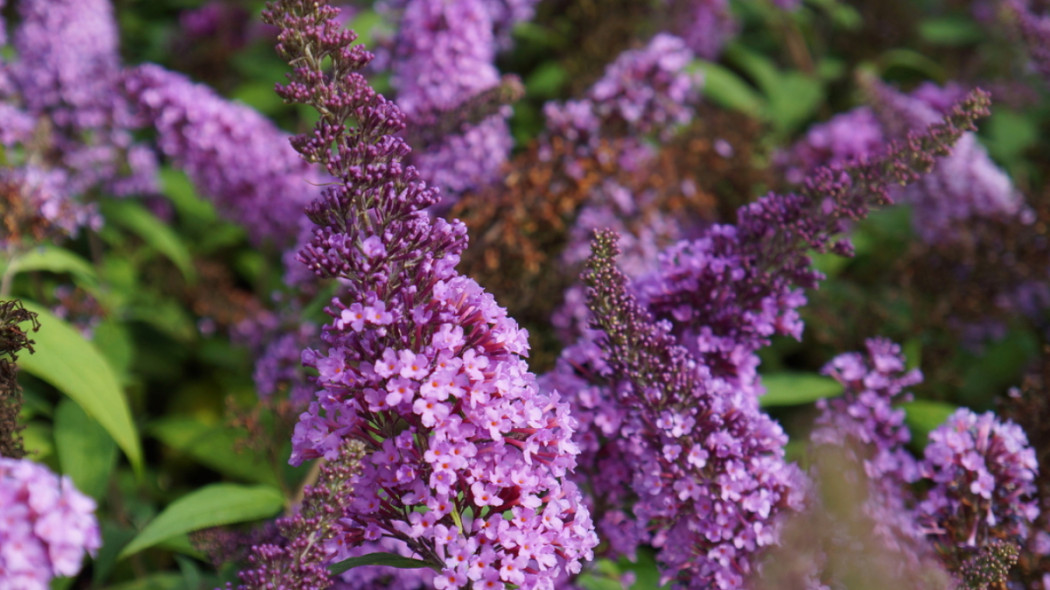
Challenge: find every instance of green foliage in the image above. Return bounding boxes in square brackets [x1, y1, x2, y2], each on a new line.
[760, 372, 843, 407]
[329, 552, 439, 575]
[54, 400, 118, 500]
[118, 483, 285, 559]
[17, 302, 143, 474]
[148, 417, 280, 485]
[100, 200, 197, 284]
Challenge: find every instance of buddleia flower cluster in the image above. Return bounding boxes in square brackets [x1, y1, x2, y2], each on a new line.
[804, 339, 945, 586]
[378, 0, 534, 201]
[919, 409, 1039, 559]
[547, 86, 993, 587]
[0, 457, 101, 589]
[779, 80, 1027, 245]
[805, 338, 1041, 585]
[124, 64, 323, 248]
[812, 338, 922, 490]
[248, 2, 598, 588]
[577, 229, 805, 589]
[0, 0, 157, 250]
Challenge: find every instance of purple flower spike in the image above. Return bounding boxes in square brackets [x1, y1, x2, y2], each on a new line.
[1009, 0, 1050, 86]
[918, 409, 1039, 551]
[380, 0, 521, 201]
[580, 229, 804, 589]
[254, 2, 598, 587]
[124, 64, 323, 246]
[813, 337, 922, 487]
[8, 0, 157, 200]
[0, 457, 101, 588]
[869, 81, 1029, 243]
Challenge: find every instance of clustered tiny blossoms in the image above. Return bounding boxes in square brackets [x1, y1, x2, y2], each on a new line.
[919, 409, 1039, 556]
[0, 457, 101, 589]
[124, 64, 323, 247]
[807, 339, 1041, 585]
[238, 440, 367, 589]
[813, 338, 923, 489]
[250, 2, 598, 589]
[545, 88, 994, 587]
[573, 229, 804, 589]
[0, 0, 157, 249]
[779, 81, 1027, 245]
[807, 339, 942, 584]
[378, 0, 530, 201]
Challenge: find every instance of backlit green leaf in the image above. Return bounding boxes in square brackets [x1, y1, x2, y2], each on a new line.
[760, 373, 843, 407]
[18, 302, 142, 474]
[118, 484, 284, 559]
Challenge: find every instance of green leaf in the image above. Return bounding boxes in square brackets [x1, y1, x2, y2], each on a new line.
[148, 417, 278, 485]
[760, 372, 843, 407]
[767, 72, 824, 135]
[525, 62, 568, 99]
[101, 573, 183, 590]
[230, 81, 288, 117]
[118, 484, 284, 559]
[22, 421, 53, 459]
[330, 552, 437, 575]
[3, 245, 98, 288]
[878, 49, 945, 81]
[724, 43, 780, 97]
[902, 399, 957, 449]
[100, 200, 197, 284]
[692, 61, 764, 117]
[18, 302, 143, 474]
[92, 319, 135, 383]
[902, 338, 922, 371]
[918, 16, 984, 46]
[984, 109, 1039, 164]
[158, 167, 216, 224]
[54, 399, 118, 500]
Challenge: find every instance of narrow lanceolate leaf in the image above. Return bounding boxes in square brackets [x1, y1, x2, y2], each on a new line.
[329, 552, 438, 575]
[2, 245, 99, 288]
[18, 302, 143, 474]
[101, 200, 197, 283]
[148, 418, 279, 485]
[118, 484, 284, 559]
[760, 372, 843, 407]
[54, 399, 118, 500]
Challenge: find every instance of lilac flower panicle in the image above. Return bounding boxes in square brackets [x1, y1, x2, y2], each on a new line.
[577, 229, 803, 589]
[1009, 0, 1050, 85]
[544, 33, 702, 153]
[124, 64, 323, 246]
[11, 0, 120, 130]
[808, 338, 937, 579]
[675, 0, 737, 60]
[918, 409, 1039, 550]
[258, 2, 598, 587]
[543, 34, 706, 342]
[547, 87, 992, 587]
[0, 457, 101, 589]
[7, 0, 157, 200]
[237, 441, 367, 589]
[869, 81, 1029, 243]
[781, 82, 1020, 245]
[380, 0, 519, 201]
[776, 107, 886, 185]
[813, 337, 922, 487]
